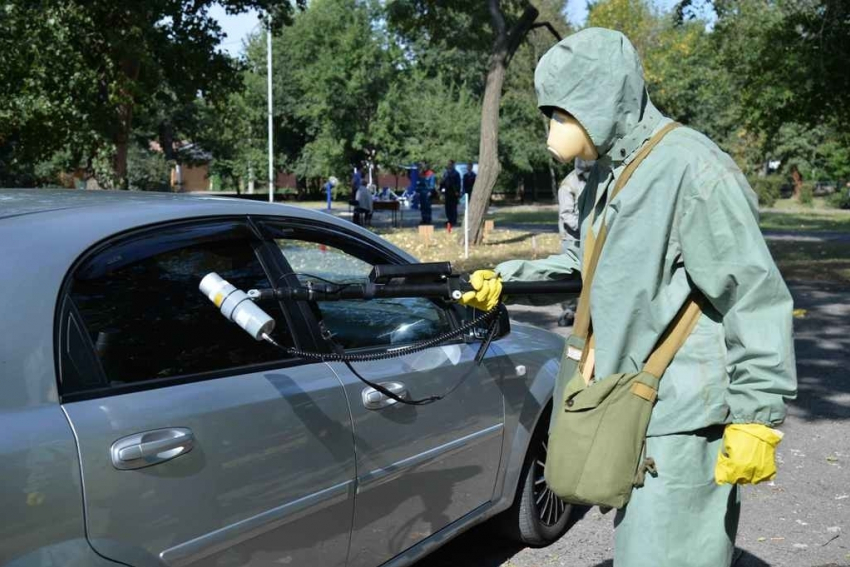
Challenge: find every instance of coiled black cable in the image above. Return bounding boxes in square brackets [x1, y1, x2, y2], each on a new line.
[263, 305, 501, 406]
[279, 305, 499, 362]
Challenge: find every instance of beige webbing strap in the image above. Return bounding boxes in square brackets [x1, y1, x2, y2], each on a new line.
[643, 296, 704, 378]
[573, 122, 681, 342]
[572, 122, 682, 384]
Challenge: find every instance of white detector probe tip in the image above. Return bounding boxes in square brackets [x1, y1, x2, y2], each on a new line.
[199, 272, 276, 340]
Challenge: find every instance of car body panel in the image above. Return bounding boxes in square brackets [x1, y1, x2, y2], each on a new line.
[63, 366, 356, 567]
[0, 405, 92, 565]
[328, 345, 504, 567]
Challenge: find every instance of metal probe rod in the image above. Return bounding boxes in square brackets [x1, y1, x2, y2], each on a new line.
[260, 278, 581, 302]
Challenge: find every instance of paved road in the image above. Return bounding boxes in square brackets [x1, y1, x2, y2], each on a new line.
[502, 222, 850, 245]
[413, 281, 850, 567]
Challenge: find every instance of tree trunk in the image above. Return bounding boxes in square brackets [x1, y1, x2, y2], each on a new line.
[791, 167, 803, 200]
[531, 41, 559, 203]
[84, 152, 101, 190]
[113, 132, 130, 189]
[465, 2, 539, 245]
[112, 58, 140, 190]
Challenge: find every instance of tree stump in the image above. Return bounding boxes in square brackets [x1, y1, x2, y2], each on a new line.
[419, 224, 434, 245]
[484, 219, 495, 236]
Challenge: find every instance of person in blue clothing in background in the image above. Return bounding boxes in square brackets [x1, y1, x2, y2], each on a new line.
[351, 164, 362, 201]
[416, 162, 432, 224]
[463, 163, 476, 196]
[441, 160, 461, 228]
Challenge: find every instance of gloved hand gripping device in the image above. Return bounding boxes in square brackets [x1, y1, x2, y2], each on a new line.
[200, 262, 580, 406]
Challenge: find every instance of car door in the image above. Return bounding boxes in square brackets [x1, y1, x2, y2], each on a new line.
[57, 220, 355, 567]
[265, 221, 505, 567]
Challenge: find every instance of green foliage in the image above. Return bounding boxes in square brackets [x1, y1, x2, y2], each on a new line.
[827, 188, 850, 210]
[588, 0, 850, 186]
[127, 145, 170, 191]
[372, 72, 481, 170]
[799, 182, 814, 207]
[235, 0, 394, 183]
[748, 175, 783, 208]
[498, 0, 574, 186]
[0, 0, 305, 188]
[4, 0, 849, 206]
[712, 0, 850, 137]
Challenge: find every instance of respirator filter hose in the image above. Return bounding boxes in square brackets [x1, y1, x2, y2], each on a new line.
[276, 305, 501, 363]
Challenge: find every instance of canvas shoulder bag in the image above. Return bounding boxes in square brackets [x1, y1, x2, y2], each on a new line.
[544, 122, 705, 509]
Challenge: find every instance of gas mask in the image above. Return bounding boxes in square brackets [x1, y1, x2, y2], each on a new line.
[547, 109, 598, 163]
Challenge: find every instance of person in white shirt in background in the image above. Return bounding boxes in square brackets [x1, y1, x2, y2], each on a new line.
[354, 183, 374, 226]
[557, 158, 593, 326]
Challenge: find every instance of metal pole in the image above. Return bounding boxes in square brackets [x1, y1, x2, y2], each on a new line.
[267, 17, 274, 204]
[464, 193, 469, 259]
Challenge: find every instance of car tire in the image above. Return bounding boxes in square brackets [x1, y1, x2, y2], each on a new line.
[502, 410, 573, 547]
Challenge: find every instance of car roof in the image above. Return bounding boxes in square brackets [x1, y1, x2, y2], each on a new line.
[0, 188, 312, 220]
[0, 189, 415, 263]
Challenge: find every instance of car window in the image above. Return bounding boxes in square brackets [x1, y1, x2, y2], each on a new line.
[68, 226, 293, 388]
[277, 239, 453, 349]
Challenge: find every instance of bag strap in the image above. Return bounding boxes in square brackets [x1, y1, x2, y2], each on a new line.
[573, 121, 682, 341]
[642, 295, 703, 378]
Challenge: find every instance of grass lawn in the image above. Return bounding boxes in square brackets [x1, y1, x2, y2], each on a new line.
[760, 211, 850, 232]
[284, 200, 329, 209]
[492, 205, 558, 226]
[380, 228, 562, 273]
[767, 240, 850, 284]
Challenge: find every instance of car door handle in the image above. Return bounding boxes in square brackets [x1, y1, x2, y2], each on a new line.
[362, 382, 408, 410]
[111, 427, 194, 470]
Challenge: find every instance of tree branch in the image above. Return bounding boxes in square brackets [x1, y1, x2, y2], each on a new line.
[531, 21, 562, 42]
[488, 0, 507, 41]
[506, 5, 540, 62]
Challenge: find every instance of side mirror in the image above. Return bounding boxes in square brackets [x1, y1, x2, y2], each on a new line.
[459, 303, 510, 342]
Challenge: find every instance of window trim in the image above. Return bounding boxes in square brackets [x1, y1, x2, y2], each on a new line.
[55, 216, 320, 403]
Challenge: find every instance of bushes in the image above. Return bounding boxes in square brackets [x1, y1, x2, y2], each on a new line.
[828, 186, 850, 209]
[799, 182, 814, 206]
[749, 175, 783, 207]
[128, 146, 170, 191]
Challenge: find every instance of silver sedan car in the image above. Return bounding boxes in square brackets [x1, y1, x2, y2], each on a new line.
[0, 189, 571, 567]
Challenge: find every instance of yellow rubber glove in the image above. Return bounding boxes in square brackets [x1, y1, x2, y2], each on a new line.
[715, 423, 784, 485]
[460, 269, 503, 311]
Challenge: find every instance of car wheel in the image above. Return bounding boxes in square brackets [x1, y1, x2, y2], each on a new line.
[503, 415, 573, 546]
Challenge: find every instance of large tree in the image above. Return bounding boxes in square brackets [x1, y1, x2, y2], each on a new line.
[0, 0, 304, 188]
[386, 0, 570, 244]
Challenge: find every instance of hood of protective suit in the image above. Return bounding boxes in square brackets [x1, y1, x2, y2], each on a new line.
[535, 28, 650, 159]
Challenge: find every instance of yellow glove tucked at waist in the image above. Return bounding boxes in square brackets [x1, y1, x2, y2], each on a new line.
[459, 269, 503, 311]
[715, 423, 784, 485]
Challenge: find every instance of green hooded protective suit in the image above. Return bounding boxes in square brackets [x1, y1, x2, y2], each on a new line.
[497, 28, 797, 566]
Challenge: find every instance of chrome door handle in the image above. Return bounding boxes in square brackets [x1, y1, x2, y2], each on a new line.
[362, 382, 408, 410]
[111, 427, 194, 470]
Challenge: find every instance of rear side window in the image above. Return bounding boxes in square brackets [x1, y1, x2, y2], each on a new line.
[65, 223, 292, 391]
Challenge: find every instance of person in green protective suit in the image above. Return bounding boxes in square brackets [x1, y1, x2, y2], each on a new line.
[461, 28, 797, 567]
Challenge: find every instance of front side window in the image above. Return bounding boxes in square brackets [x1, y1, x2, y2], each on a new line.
[67, 224, 292, 389]
[277, 238, 453, 349]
